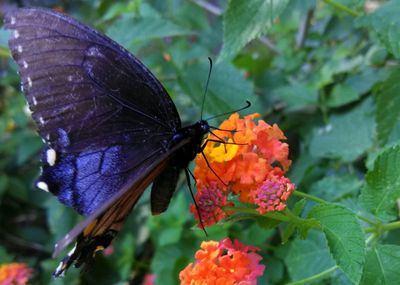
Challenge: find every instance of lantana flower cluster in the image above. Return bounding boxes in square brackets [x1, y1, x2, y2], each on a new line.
[0, 263, 33, 285]
[179, 238, 265, 285]
[192, 113, 295, 226]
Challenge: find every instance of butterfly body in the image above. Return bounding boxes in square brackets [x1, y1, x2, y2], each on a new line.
[5, 7, 210, 276]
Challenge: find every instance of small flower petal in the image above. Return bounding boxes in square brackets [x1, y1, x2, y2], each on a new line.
[0, 263, 33, 285]
[252, 171, 295, 214]
[191, 183, 230, 227]
[179, 238, 265, 285]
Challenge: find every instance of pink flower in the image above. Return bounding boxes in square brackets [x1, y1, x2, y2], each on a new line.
[191, 182, 231, 227]
[143, 273, 155, 285]
[0, 263, 33, 285]
[252, 171, 295, 214]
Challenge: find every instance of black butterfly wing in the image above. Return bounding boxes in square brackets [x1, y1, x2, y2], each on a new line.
[5, 8, 181, 216]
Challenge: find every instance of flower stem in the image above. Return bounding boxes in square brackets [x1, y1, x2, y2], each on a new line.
[357, 215, 377, 226]
[223, 206, 291, 222]
[286, 265, 338, 285]
[381, 221, 400, 231]
[292, 191, 327, 204]
[293, 191, 378, 226]
[366, 233, 377, 245]
[322, 0, 361, 16]
[0, 47, 10, 58]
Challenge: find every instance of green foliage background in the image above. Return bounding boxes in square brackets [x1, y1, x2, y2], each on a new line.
[1, 0, 400, 284]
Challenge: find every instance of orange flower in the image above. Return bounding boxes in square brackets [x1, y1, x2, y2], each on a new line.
[179, 238, 265, 285]
[0, 263, 33, 285]
[192, 113, 294, 226]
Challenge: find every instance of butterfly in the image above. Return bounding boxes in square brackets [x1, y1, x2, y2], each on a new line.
[4, 7, 212, 276]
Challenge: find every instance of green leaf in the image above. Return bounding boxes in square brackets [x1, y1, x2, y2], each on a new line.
[272, 82, 318, 110]
[115, 234, 135, 280]
[255, 214, 281, 229]
[317, 56, 364, 88]
[327, 83, 360, 108]
[356, 1, 400, 59]
[282, 199, 307, 243]
[310, 98, 374, 162]
[107, 13, 192, 51]
[152, 245, 183, 285]
[284, 230, 336, 282]
[0, 246, 13, 263]
[308, 204, 365, 284]
[361, 244, 400, 285]
[148, 192, 188, 247]
[0, 175, 8, 199]
[235, 223, 274, 248]
[359, 144, 400, 221]
[309, 175, 362, 202]
[0, 28, 10, 48]
[219, 0, 289, 62]
[376, 68, 400, 145]
[178, 61, 260, 117]
[46, 200, 80, 242]
[16, 134, 42, 165]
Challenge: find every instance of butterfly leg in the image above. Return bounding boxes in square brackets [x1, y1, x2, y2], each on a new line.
[184, 168, 207, 234]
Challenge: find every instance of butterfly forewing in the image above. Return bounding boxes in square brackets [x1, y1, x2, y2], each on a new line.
[6, 8, 180, 152]
[5, 8, 182, 216]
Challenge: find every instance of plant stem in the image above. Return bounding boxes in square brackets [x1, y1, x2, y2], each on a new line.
[293, 191, 378, 226]
[357, 215, 377, 226]
[365, 233, 376, 245]
[380, 221, 400, 231]
[293, 191, 327, 204]
[223, 206, 291, 222]
[286, 265, 338, 285]
[322, 0, 361, 17]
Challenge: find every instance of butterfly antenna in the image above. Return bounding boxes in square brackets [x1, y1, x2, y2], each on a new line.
[205, 100, 251, 121]
[200, 57, 213, 120]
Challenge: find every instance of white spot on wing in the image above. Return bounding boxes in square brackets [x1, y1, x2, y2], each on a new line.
[23, 61, 28, 69]
[17, 45, 23, 53]
[67, 243, 77, 257]
[32, 96, 37, 105]
[54, 261, 65, 277]
[46, 134, 50, 140]
[27, 77, 32, 87]
[10, 16, 16, 25]
[14, 30, 19, 39]
[46, 148, 57, 166]
[37, 181, 49, 192]
[67, 75, 73, 82]
[39, 117, 44, 124]
[23, 104, 32, 116]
